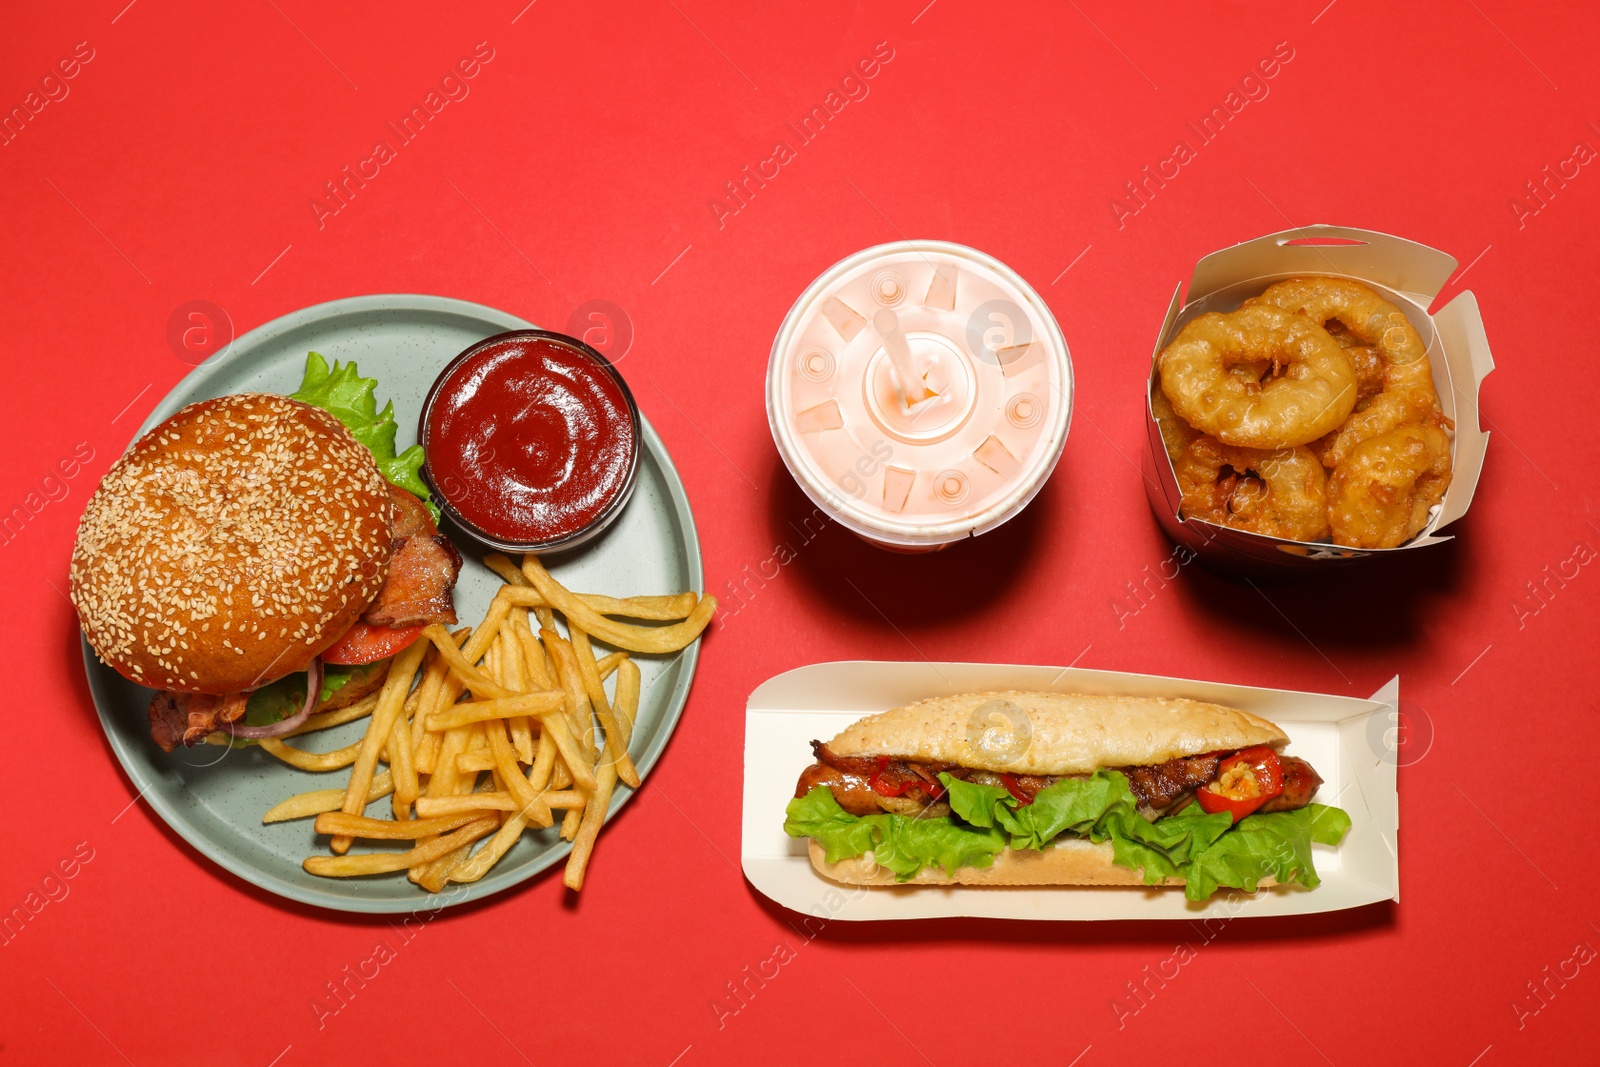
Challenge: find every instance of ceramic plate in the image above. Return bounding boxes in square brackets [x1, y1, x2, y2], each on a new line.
[84, 295, 704, 913]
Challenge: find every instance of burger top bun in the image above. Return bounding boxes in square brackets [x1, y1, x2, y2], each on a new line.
[70, 394, 395, 694]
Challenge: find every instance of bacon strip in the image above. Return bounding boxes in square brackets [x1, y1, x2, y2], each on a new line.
[361, 487, 462, 628]
[148, 691, 247, 752]
[361, 534, 462, 628]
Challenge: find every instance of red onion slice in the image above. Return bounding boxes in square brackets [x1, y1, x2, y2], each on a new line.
[229, 657, 323, 740]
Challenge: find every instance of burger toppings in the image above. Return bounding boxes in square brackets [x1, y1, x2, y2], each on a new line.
[321, 624, 426, 666]
[148, 691, 250, 752]
[227, 657, 323, 740]
[315, 487, 462, 661]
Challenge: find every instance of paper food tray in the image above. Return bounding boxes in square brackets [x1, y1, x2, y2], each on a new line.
[742, 660, 1398, 922]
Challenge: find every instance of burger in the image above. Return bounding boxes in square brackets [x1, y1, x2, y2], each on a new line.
[70, 356, 461, 751]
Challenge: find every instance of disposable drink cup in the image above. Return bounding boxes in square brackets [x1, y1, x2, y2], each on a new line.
[768, 241, 1072, 551]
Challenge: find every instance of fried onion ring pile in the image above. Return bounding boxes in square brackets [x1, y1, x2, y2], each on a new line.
[1156, 276, 1454, 548]
[1159, 304, 1358, 448]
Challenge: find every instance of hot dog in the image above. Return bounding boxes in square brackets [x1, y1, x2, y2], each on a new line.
[782, 691, 1350, 900]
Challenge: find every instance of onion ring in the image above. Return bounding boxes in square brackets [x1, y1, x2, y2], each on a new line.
[1326, 425, 1452, 549]
[1158, 304, 1357, 449]
[1176, 435, 1330, 542]
[1151, 384, 1201, 463]
[229, 656, 323, 740]
[1248, 277, 1440, 466]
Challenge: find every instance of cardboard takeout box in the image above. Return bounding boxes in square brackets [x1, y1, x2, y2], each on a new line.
[1143, 225, 1495, 576]
[742, 660, 1399, 922]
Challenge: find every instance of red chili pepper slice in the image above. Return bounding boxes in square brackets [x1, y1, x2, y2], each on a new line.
[999, 773, 1032, 806]
[1195, 746, 1285, 822]
[869, 756, 907, 797]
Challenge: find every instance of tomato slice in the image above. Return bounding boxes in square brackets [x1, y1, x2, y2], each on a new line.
[321, 623, 424, 665]
[1195, 746, 1285, 822]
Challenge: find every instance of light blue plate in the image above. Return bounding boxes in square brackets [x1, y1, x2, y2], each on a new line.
[84, 295, 703, 913]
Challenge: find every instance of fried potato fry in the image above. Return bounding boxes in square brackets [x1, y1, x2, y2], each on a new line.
[482, 552, 529, 587]
[495, 626, 536, 764]
[615, 658, 641, 743]
[542, 629, 598, 765]
[329, 639, 428, 854]
[412, 629, 466, 749]
[303, 817, 498, 877]
[428, 691, 564, 731]
[507, 609, 554, 689]
[264, 771, 394, 823]
[421, 623, 514, 699]
[570, 626, 640, 788]
[388, 708, 417, 820]
[500, 553, 698, 619]
[506, 587, 699, 621]
[563, 658, 642, 891]
[563, 763, 616, 890]
[259, 737, 362, 772]
[415, 791, 585, 816]
[314, 810, 486, 839]
[514, 557, 716, 652]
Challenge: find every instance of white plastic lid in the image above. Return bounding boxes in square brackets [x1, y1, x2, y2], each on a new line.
[767, 241, 1072, 547]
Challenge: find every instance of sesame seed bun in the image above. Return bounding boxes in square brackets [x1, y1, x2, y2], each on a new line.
[70, 394, 395, 694]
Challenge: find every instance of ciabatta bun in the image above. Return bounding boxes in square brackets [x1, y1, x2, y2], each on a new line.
[826, 690, 1286, 776]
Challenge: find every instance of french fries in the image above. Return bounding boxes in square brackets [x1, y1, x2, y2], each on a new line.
[258, 552, 713, 894]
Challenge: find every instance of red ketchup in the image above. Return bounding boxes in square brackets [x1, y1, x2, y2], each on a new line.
[421, 332, 638, 549]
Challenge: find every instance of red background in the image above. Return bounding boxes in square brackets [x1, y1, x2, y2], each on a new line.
[3, 1, 1597, 1064]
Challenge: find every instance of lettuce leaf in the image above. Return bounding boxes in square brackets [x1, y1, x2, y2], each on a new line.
[869, 809, 1007, 879]
[783, 788, 1006, 877]
[942, 770, 1134, 849]
[785, 768, 1350, 899]
[1182, 804, 1352, 901]
[783, 786, 882, 863]
[1102, 803, 1235, 887]
[291, 351, 436, 519]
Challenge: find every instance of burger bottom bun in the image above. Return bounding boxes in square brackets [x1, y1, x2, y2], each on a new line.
[807, 838, 1279, 890]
